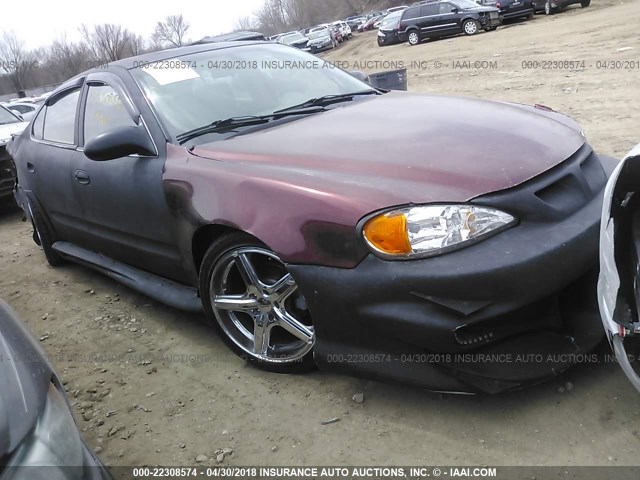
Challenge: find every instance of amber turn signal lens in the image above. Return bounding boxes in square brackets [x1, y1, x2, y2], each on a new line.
[363, 212, 412, 255]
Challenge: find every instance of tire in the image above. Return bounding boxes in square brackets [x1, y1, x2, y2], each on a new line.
[28, 201, 64, 267]
[462, 19, 479, 35]
[545, 1, 554, 14]
[526, 12, 534, 19]
[484, 26, 498, 31]
[199, 233, 316, 373]
[407, 30, 420, 46]
[580, 0, 590, 6]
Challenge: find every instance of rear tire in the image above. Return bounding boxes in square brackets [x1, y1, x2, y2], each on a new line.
[28, 201, 64, 267]
[580, 0, 590, 6]
[407, 30, 420, 46]
[484, 26, 498, 31]
[199, 232, 316, 374]
[462, 19, 479, 35]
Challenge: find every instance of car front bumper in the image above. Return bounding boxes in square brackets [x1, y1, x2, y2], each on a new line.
[289, 150, 618, 393]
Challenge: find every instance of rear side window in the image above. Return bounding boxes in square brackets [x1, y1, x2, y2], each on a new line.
[43, 89, 80, 144]
[403, 6, 420, 19]
[421, 4, 440, 15]
[83, 84, 136, 143]
[32, 108, 45, 140]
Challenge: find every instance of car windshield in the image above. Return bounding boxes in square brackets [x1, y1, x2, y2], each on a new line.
[131, 44, 375, 141]
[0, 106, 20, 125]
[381, 12, 402, 26]
[308, 29, 329, 39]
[453, 0, 482, 8]
[282, 33, 306, 44]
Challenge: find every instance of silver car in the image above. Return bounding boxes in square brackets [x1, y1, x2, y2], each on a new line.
[599, 143, 640, 392]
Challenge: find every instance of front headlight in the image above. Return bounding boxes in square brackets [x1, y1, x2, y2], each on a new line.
[362, 204, 517, 259]
[3, 383, 84, 480]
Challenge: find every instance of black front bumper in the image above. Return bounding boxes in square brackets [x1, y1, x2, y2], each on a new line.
[289, 148, 618, 393]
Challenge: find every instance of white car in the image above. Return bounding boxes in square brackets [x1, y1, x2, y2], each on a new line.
[0, 105, 28, 202]
[599, 143, 640, 392]
[6, 102, 39, 122]
[332, 21, 352, 40]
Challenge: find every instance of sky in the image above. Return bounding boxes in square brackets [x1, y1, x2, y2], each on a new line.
[0, 0, 267, 49]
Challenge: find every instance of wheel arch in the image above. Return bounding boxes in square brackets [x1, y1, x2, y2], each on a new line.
[191, 223, 251, 274]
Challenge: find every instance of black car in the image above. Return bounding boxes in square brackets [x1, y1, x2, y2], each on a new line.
[477, 0, 534, 19]
[533, 0, 590, 14]
[377, 11, 405, 46]
[399, 0, 501, 45]
[0, 300, 112, 479]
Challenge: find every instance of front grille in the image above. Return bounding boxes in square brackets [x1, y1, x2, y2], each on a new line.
[473, 145, 606, 222]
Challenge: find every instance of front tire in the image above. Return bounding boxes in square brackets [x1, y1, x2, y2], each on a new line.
[545, 1, 554, 14]
[199, 233, 316, 373]
[407, 30, 420, 46]
[580, 0, 590, 6]
[484, 26, 498, 31]
[463, 19, 479, 35]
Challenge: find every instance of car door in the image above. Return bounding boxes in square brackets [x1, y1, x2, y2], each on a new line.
[418, 4, 444, 36]
[437, 2, 464, 33]
[17, 85, 85, 242]
[71, 72, 185, 282]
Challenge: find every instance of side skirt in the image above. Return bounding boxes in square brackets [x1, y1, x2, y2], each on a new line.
[52, 241, 202, 313]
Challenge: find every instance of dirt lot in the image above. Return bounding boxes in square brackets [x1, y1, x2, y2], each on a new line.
[2, 0, 640, 470]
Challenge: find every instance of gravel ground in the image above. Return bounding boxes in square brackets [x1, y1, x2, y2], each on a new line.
[1, 0, 640, 469]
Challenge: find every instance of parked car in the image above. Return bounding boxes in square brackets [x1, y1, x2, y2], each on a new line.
[307, 27, 337, 52]
[377, 11, 405, 46]
[332, 20, 353, 40]
[6, 102, 39, 122]
[0, 105, 28, 203]
[0, 300, 112, 478]
[387, 5, 409, 12]
[533, 0, 590, 14]
[361, 15, 385, 31]
[10, 41, 616, 394]
[346, 16, 366, 30]
[599, 143, 640, 393]
[399, 0, 501, 45]
[277, 31, 310, 50]
[477, 0, 534, 19]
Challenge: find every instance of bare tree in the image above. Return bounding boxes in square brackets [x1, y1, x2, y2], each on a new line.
[153, 14, 190, 48]
[45, 36, 92, 81]
[234, 16, 259, 32]
[0, 31, 37, 92]
[80, 24, 139, 62]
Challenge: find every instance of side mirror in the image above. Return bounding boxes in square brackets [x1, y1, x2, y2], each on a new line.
[349, 70, 371, 84]
[451, 7, 459, 12]
[84, 126, 156, 161]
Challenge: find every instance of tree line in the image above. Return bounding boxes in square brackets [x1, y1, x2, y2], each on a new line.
[0, 0, 406, 96]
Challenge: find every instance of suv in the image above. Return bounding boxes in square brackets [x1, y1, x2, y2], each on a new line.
[533, 0, 590, 14]
[476, 0, 534, 20]
[399, 0, 501, 45]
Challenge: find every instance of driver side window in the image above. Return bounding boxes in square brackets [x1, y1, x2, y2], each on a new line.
[440, 3, 456, 13]
[84, 84, 136, 143]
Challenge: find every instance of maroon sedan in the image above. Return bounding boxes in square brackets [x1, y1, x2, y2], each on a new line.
[10, 42, 616, 393]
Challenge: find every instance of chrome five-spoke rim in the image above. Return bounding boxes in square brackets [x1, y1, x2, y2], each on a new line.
[210, 247, 315, 363]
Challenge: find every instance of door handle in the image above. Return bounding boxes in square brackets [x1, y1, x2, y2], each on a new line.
[74, 170, 90, 185]
[26, 161, 35, 173]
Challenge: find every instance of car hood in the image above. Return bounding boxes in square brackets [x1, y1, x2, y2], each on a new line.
[191, 92, 585, 210]
[0, 122, 28, 145]
[0, 300, 52, 458]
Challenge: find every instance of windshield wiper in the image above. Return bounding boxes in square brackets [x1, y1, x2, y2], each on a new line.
[177, 116, 274, 144]
[273, 90, 380, 115]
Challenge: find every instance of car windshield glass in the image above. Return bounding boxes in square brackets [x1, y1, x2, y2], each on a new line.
[0, 106, 20, 125]
[453, 0, 481, 7]
[282, 33, 305, 44]
[381, 12, 402, 26]
[308, 30, 329, 39]
[131, 44, 376, 141]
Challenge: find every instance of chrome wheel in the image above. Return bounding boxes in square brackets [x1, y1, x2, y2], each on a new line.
[209, 246, 315, 364]
[408, 31, 420, 45]
[463, 20, 478, 35]
[545, 1, 552, 14]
